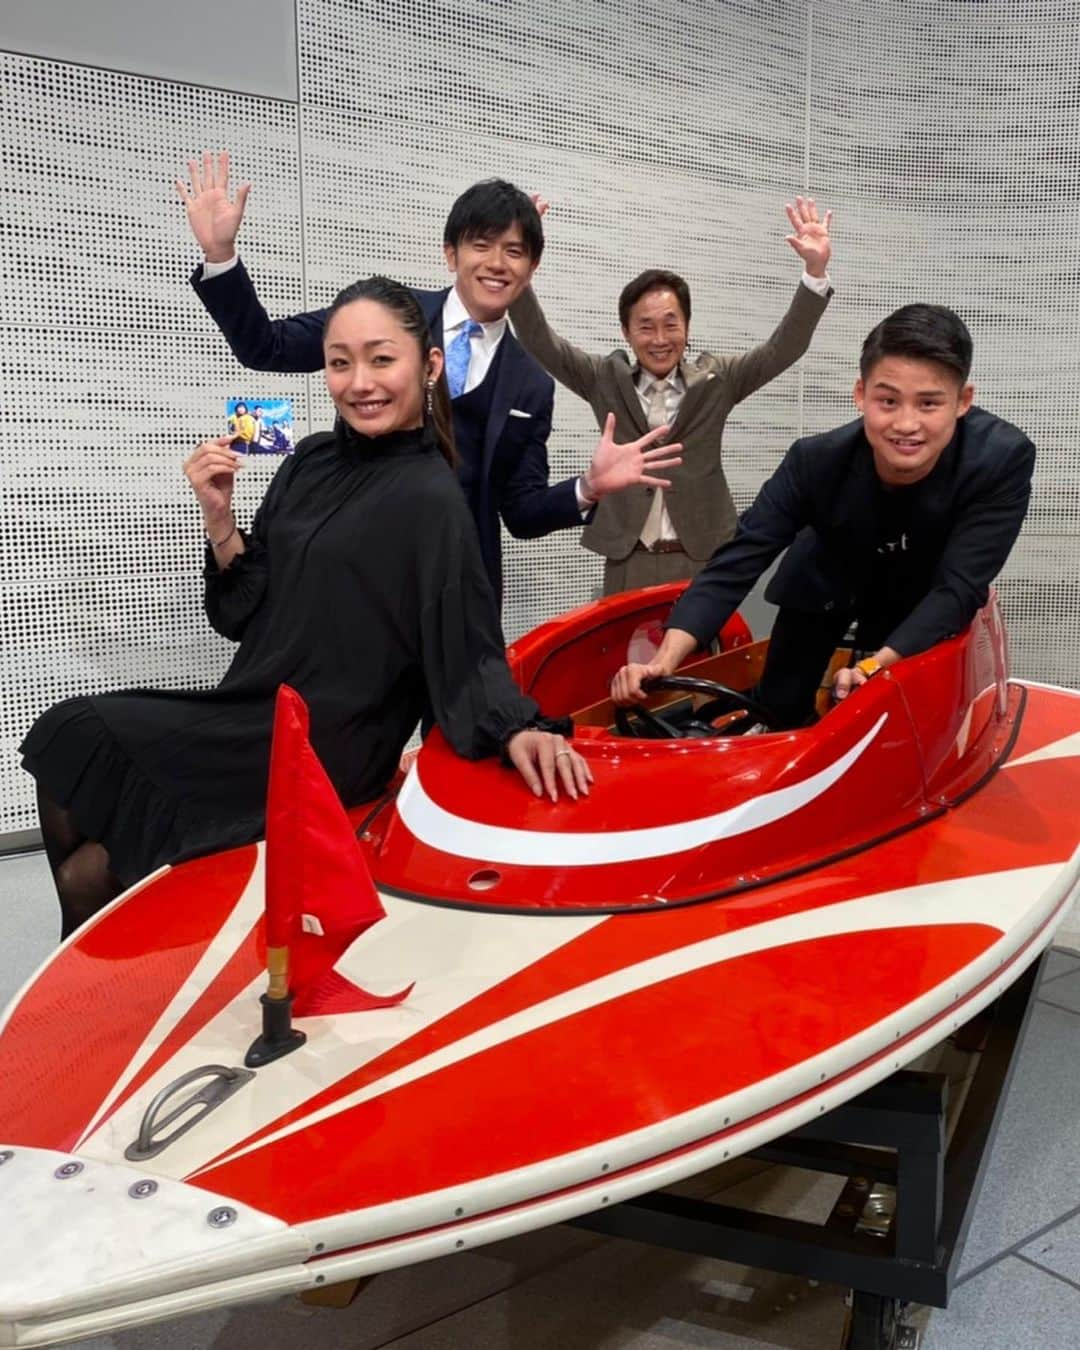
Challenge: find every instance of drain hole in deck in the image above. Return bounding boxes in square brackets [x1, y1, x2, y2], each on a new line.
[468, 869, 501, 891]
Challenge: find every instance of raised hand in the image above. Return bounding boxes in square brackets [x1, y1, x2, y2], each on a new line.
[528, 192, 550, 219]
[583, 414, 684, 501]
[175, 151, 251, 264]
[183, 436, 244, 531]
[784, 196, 833, 278]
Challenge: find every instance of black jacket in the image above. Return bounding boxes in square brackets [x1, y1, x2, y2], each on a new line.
[670, 407, 1035, 657]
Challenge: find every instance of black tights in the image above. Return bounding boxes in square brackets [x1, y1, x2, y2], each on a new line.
[36, 787, 121, 938]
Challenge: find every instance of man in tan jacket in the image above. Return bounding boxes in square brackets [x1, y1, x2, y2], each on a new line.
[509, 198, 834, 594]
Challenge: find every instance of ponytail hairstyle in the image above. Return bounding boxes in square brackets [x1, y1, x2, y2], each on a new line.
[325, 276, 456, 467]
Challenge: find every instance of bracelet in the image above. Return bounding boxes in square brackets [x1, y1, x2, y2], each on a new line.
[208, 522, 237, 549]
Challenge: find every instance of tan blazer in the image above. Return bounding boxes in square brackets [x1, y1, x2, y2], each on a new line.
[509, 282, 831, 561]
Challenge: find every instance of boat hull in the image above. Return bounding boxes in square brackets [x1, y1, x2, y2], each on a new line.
[1, 680, 1078, 1345]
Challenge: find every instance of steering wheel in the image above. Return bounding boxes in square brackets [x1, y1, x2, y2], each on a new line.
[614, 674, 775, 740]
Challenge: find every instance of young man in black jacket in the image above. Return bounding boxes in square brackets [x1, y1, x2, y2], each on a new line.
[611, 304, 1035, 728]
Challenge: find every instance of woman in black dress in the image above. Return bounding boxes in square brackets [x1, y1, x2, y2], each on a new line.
[23, 276, 592, 937]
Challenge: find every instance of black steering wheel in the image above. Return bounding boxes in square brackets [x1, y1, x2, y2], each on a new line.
[614, 674, 775, 740]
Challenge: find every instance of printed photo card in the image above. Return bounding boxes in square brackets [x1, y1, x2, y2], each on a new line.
[226, 398, 295, 453]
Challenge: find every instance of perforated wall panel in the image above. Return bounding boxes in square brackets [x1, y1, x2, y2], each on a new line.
[802, 0, 1080, 687]
[3, 2, 1077, 839]
[1, 53, 306, 834]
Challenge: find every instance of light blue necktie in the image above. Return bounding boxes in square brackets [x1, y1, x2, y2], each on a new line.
[445, 320, 483, 399]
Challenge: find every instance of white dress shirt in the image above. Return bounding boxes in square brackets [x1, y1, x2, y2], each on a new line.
[634, 367, 686, 544]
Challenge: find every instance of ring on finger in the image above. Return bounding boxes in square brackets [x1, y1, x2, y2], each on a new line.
[554, 750, 572, 760]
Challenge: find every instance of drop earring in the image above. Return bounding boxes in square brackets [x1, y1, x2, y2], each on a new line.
[425, 380, 434, 416]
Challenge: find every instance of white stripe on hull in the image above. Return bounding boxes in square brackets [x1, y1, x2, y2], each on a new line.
[397, 714, 888, 867]
[1006, 729, 1080, 769]
[297, 852, 1080, 1254]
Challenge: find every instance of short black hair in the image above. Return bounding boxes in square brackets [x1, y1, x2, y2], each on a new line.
[860, 304, 973, 384]
[618, 269, 692, 329]
[443, 179, 544, 262]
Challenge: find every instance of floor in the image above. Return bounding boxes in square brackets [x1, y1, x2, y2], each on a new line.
[4, 851, 1080, 1350]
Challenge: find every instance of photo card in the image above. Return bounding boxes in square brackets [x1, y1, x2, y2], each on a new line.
[226, 397, 296, 454]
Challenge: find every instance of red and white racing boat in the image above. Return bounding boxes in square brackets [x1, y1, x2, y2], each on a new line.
[1, 585, 1078, 1346]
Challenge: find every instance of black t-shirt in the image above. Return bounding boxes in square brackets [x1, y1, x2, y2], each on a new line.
[861, 481, 925, 647]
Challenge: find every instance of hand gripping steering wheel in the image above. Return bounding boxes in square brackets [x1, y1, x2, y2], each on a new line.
[614, 674, 775, 739]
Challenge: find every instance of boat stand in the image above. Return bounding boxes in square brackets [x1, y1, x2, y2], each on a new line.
[571, 954, 1046, 1350]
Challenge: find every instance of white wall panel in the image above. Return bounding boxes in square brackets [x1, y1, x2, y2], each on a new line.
[2, 51, 305, 833]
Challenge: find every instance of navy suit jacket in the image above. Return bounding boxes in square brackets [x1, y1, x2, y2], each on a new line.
[670, 406, 1035, 658]
[190, 260, 585, 601]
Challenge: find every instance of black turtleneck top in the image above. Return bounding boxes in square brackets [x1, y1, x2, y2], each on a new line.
[21, 421, 539, 886]
[207, 419, 540, 786]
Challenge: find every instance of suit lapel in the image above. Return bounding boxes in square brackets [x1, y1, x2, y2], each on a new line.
[484, 328, 524, 466]
[611, 356, 649, 435]
[674, 359, 716, 426]
[417, 288, 448, 347]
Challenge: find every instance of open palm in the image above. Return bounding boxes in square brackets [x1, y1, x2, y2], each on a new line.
[784, 196, 833, 277]
[176, 151, 250, 263]
[585, 414, 683, 498]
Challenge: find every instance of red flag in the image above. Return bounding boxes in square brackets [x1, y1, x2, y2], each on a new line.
[265, 684, 412, 1018]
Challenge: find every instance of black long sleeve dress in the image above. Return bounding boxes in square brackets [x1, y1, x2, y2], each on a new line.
[21, 422, 541, 886]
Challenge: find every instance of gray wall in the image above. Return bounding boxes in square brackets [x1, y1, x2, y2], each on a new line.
[0, 0, 298, 98]
[2, 0, 1075, 836]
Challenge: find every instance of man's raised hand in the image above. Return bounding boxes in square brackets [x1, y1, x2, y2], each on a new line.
[784, 196, 833, 278]
[176, 151, 251, 264]
[583, 414, 683, 501]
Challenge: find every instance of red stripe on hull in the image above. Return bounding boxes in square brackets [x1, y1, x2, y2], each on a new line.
[90, 916, 266, 1136]
[192, 923, 997, 1221]
[0, 847, 256, 1150]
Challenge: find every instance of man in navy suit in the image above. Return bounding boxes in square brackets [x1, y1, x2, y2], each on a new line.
[177, 153, 678, 604]
[611, 304, 1036, 727]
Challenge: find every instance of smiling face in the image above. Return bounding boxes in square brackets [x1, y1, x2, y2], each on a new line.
[622, 287, 688, 379]
[324, 298, 444, 438]
[443, 222, 539, 323]
[856, 356, 974, 486]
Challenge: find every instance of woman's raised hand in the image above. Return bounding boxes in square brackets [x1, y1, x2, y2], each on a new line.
[176, 151, 251, 264]
[183, 436, 243, 531]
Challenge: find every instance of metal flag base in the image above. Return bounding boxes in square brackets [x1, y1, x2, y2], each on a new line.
[245, 991, 307, 1068]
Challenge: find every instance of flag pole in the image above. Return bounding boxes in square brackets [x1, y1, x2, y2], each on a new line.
[245, 946, 306, 1068]
[244, 686, 309, 1068]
